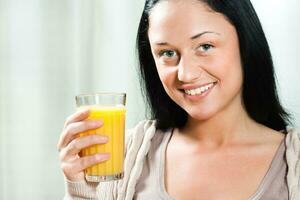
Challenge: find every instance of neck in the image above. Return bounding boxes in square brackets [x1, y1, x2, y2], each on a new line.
[179, 94, 261, 148]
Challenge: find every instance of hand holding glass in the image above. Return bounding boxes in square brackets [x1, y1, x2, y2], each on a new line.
[76, 93, 126, 182]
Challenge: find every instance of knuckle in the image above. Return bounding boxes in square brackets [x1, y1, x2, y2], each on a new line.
[64, 116, 72, 126]
[87, 120, 98, 129]
[65, 123, 79, 136]
[81, 122, 90, 130]
[65, 124, 74, 134]
[59, 148, 68, 162]
[61, 162, 69, 172]
[84, 121, 98, 132]
[79, 157, 88, 168]
[90, 134, 100, 142]
[69, 139, 80, 152]
[60, 129, 68, 142]
[61, 162, 67, 171]
[61, 163, 72, 175]
[81, 156, 96, 168]
[88, 135, 102, 145]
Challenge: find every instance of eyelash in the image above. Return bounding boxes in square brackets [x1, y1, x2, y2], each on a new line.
[197, 43, 214, 52]
[158, 50, 178, 58]
[158, 43, 214, 59]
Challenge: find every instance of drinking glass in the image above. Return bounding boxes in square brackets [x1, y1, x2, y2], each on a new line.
[75, 93, 126, 182]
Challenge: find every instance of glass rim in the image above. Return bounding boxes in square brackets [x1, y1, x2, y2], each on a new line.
[76, 92, 126, 99]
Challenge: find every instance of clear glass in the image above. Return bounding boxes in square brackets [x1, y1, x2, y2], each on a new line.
[75, 93, 126, 182]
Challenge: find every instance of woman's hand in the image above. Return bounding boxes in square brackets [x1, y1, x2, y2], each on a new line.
[57, 109, 110, 182]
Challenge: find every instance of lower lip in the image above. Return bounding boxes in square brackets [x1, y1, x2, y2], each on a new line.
[183, 84, 216, 101]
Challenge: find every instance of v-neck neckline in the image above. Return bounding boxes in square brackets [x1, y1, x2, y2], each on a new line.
[157, 128, 286, 200]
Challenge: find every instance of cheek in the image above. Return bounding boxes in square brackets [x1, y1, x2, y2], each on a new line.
[156, 65, 168, 85]
[156, 66, 178, 94]
[212, 49, 243, 90]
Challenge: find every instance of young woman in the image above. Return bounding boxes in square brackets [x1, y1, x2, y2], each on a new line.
[58, 0, 300, 199]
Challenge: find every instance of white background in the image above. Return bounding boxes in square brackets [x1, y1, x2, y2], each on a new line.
[0, 0, 299, 199]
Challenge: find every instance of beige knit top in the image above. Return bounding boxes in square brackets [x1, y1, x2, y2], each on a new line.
[63, 120, 300, 200]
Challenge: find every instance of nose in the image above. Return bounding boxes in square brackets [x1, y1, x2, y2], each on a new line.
[177, 56, 201, 83]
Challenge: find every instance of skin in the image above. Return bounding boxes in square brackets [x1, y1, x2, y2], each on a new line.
[148, 0, 285, 199]
[57, 109, 109, 182]
[57, 0, 285, 198]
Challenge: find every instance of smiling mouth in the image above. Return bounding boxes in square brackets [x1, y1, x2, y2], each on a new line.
[180, 82, 217, 96]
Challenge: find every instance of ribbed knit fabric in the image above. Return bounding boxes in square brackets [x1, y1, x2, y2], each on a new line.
[285, 128, 300, 199]
[64, 179, 99, 200]
[63, 120, 300, 200]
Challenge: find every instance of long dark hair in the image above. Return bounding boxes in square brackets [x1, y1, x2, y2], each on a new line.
[136, 0, 292, 132]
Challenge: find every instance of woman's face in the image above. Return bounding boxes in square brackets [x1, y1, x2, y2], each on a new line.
[148, 0, 244, 121]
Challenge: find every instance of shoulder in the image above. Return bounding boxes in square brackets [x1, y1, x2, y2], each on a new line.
[125, 120, 157, 142]
[124, 119, 173, 157]
[284, 128, 300, 198]
[126, 119, 157, 135]
[116, 120, 161, 198]
[124, 120, 158, 153]
[285, 128, 300, 151]
[285, 128, 300, 162]
[285, 128, 300, 169]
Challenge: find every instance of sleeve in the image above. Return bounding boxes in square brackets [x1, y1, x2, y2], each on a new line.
[62, 121, 141, 200]
[285, 128, 300, 200]
[63, 179, 100, 200]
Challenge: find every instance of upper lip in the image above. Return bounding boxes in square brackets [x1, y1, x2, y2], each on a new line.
[180, 82, 217, 91]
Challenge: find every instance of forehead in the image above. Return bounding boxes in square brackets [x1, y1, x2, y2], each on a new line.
[148, 0, 232, 42]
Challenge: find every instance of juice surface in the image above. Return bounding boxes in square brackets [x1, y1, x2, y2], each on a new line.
[78, 105, 126, 176]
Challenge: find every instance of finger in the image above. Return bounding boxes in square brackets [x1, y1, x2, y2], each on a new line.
[59, 134, 109, 161]
[57, 120, 104, 151]
[70, 153, 110, 174]
[63, 109, 90, 129]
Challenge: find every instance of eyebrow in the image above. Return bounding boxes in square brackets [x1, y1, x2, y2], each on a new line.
[190, 31, 220, 40]
[154, 31, 220, 46]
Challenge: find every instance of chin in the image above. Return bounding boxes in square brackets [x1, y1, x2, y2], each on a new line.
[186, 106, 218, 122]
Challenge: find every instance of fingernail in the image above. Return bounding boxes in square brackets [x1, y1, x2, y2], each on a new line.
[99, 136, 109, 142]
[92, 120, 103, 126]
[96, 153, 110, 161]
[95, 135, 105, 142]
[103, 153, 110, 159]
[81, 109, 89, 114]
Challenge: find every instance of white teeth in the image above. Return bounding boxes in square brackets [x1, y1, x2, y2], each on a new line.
[184, 83, 215, 96]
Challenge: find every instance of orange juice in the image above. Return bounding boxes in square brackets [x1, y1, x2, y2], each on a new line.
[78, 105, 126, 181]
